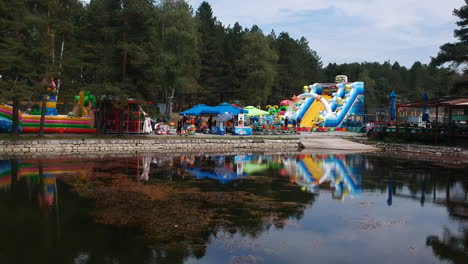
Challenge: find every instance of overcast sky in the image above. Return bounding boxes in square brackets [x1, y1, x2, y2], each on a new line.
[187, 0, 464, 67]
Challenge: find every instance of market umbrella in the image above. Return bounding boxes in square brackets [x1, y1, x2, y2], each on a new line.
[179, 104, 212, 116]
[244, 106, 269, 116]
[422, 93, 429, 122]
[204, 102, 248, 115]
[216, 113, 234, 122]
[389, 90, 396, 121]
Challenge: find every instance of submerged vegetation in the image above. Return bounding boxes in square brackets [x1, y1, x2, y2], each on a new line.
[61, 164, 310, 251]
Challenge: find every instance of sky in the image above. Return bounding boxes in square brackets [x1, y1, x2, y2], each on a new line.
[187, 0, 464, 67]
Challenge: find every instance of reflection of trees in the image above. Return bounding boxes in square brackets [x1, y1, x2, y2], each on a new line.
[361, 155, 467, 205]
[426, 228, 468, 264]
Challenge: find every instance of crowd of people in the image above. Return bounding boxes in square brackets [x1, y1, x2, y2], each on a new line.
[151, 112, 308, 136]
[175, 114, 217, 136]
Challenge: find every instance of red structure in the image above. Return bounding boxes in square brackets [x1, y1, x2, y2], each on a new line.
[102, 100, 151, 134]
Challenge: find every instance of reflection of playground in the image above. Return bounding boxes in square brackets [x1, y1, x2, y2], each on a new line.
[170, 153, 363, 201]
[0, 158, 96, 208]
[1, 154, 467, 264]
[281, 154, 362, 200]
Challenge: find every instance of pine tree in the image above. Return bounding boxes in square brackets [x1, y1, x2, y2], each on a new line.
[237, 31, 278, 105]
[157, 0, 200, 109]
[0, 0, 44, 135]
[431, 0, 468, 70]
[195, 1, 224, 104]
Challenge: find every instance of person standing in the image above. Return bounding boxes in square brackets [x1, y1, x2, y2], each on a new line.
[183, 119, 190, 136]
[177, 117, 183, 136]
[208, 115, 213, 130]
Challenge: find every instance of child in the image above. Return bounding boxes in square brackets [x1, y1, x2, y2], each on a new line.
[183, 120, 190, 136]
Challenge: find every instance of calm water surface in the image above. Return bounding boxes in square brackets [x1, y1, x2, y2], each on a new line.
[0, 152, 467, 264]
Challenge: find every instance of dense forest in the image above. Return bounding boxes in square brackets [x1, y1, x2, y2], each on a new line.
[0, 0, 466, 114]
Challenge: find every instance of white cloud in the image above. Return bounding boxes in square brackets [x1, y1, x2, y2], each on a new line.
[82, 0, 464, 66]
[189, 0, 464, 66]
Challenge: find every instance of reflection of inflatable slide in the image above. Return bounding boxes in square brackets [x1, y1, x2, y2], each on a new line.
[293, 75, 365, 128]
[295, 156, 325, 192]
[284, 154, 362, 199]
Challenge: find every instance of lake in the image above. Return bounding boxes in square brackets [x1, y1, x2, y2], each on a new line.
[0, 152, 466, 264]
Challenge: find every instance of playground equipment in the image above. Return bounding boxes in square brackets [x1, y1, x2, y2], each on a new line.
[292, 75, 365, 128]
[0, 90, 97, 134]
[101, 99, 153, 134]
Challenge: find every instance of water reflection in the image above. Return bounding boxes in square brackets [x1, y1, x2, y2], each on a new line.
[0, 153, 467, 264]
[158, 153, 364, 201]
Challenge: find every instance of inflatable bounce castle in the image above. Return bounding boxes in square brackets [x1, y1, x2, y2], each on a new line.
[0, 90, 96, 134]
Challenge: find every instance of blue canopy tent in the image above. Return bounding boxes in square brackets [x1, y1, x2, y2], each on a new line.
[179, 104, 213, 116]
[204, 103, 248, 115]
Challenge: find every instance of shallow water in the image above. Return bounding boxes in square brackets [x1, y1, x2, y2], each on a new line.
[0, 152, 467, 264]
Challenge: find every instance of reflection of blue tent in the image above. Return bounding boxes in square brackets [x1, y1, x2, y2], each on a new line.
[186, 167, 247, 184]
[204, 103, 248, 115]
[179, 104, 213, 116]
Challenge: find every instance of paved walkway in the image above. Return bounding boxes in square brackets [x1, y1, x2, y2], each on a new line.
[300, 135, 378, 151]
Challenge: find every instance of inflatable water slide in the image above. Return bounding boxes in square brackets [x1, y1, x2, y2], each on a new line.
[293, 76, 365, 128]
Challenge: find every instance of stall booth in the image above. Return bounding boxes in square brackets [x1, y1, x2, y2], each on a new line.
[205, 103, 248, 135]
[233, 114, 252, 135]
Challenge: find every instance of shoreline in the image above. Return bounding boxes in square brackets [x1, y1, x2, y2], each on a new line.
[0, 137, 302, 158]
[0, 134, 466, 166]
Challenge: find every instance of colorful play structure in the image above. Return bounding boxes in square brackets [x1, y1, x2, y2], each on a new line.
[100, 99, 153, 134]
[0, 89, 155, 134]
[0, 90, 96, 134]
[291, 75, 365, 129]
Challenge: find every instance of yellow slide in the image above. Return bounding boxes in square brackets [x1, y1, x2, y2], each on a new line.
[300, 95, 331, 127]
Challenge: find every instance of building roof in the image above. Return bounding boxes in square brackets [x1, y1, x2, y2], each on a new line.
[396, 96, 468, 108]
